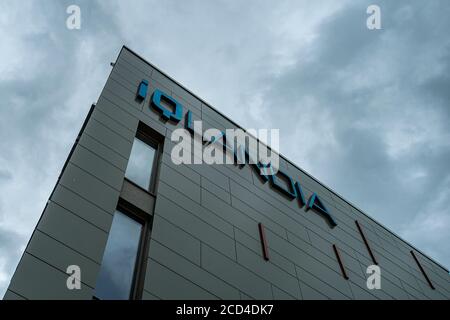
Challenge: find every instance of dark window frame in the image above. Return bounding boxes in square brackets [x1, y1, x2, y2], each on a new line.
[93, 199, 152, 300]
[116, 199, 152, 300]
[124, 123, 163, 196]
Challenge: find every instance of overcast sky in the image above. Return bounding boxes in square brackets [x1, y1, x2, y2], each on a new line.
[1, 0, 449, 297]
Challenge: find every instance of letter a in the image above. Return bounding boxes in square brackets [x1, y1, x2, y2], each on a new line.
[366, 5, 381, 30]
[366, 265, 381, 289]
[66, 265, 81, 290]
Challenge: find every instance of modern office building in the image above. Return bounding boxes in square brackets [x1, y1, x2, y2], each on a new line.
[3, 46, 449, 300]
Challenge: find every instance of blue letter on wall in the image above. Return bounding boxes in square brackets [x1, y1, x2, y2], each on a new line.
[269, 170, 297, 200]
[136, 80, 148, 101]
[306, 193, 338, 227]
[151, 89, 183, 122]
[295, 182, 307, 207]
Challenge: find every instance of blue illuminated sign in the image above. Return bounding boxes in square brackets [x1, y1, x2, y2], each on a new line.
[136, 80, 148, 101]
[151, 89, 183, 122]
[136, 81, 338, 228]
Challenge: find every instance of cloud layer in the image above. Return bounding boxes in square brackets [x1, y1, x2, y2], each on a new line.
[0, 0, 449, 296]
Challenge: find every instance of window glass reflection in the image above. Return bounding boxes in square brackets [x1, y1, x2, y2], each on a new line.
[125, 137, 156, 190]
[94, 210, 143, 300]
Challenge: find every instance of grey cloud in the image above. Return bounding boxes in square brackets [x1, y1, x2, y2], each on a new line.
[0, 226, 25, 294]
[0, 170, 12, 181]
[0, 0, 125, 296]
[249, 0, 450, 265]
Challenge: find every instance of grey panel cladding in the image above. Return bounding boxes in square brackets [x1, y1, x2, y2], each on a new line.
[235, 243, 302, 299]
[234, 228, 297, 277]
[150, 215, 201, 266]
[84, 117, 133, 158]
[69, 144, 125, 192]
[2, 290, 26, 300]
[158, 162, 201, 203]
[6, 46, 449, 300]
[117, 48, 154, 77]
[36, 201, 108, 264]
[51, 184, 113, 232]
[157, 181, 234, 238]
[153, 194, 236, 260]
[8, 253, 94, 300]
[120, 180, 156, 215]
[78, 134, 128, 171]
[26, 231, 101, 288]
[201, 244, 273, 299]
[58, 162, 120, 214]
[148, 239, 241, 299]
[144, 259, 217, 300]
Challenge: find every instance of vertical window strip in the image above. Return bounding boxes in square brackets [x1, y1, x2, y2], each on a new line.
[258, 223, 270, 261]
[355, 220, 378, 265]
[333, 244, 349, 280]
[410, 250, 435, 290]
[94, 210, 144, 299]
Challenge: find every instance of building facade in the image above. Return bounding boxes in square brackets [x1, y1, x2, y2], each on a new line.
[4, 46, 449, 300]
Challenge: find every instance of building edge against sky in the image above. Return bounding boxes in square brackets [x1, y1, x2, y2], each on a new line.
[3, 46, 450, 300]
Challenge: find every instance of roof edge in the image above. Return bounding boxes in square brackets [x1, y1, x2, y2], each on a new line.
[118, 45, 449, 274]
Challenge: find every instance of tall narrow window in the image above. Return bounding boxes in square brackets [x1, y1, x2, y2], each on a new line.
[94, 210, 143, 300]
[125, 134, 157, 191]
